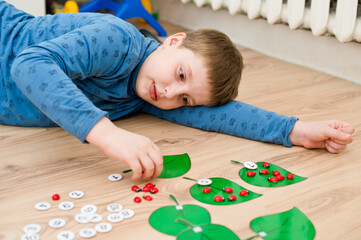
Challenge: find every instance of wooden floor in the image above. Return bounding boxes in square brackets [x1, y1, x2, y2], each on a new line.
[0, 20, 360, 240]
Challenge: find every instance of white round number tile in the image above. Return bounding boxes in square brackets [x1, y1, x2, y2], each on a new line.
[176, 205, 183, 210]
[107, 213, 124, 223]
[87, 213, 103, 223]
[21, 234, 39, 240]
[34, 202, 51, 211]
[75, 213, 90, 224]
[58, 201, 75, 211]
[95, 222, 112, 233]
[197, 179, 212, 186]
[23, 224, 41, 234]
[107, 173, 123, 181]
[48, 218, 66, 229]
[68, 190, 85, 199]
[106, 203, 123, 213]
[119, 209, 135, 219]
[81, 204, 97, 215]
[57, 230, 75, 240]
[244, 161, 258, 170]
[79, 228, 97, 239]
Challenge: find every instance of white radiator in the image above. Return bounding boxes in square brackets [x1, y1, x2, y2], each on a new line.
[180, 0, 361, 43]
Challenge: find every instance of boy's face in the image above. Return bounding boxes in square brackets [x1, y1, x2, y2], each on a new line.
[136, 33, 212, 110]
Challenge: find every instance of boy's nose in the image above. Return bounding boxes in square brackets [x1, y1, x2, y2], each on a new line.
[163, 84, 184, 99]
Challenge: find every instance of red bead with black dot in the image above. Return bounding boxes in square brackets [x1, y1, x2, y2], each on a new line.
[143, 195, 153, 201]
[262, 162, 270, 168]
[213, 195, 225, 202]
[222, 187, 233, 193]
[239, 190, 249, 196]
[228, 195, 237, 201]
[150, 187, 159, 194]
[202, 187, 211, 194]
[268, 177, 278, 183]
[259, 169, 269, 175]
[247, 171, 256, 177]
[276, 175, 285, 181]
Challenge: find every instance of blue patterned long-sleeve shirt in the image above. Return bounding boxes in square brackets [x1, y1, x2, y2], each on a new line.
[0, 1, 297, 146]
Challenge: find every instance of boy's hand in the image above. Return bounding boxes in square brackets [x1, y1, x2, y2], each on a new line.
[85, 117, 163, 180]
[289, 120, 354, 153]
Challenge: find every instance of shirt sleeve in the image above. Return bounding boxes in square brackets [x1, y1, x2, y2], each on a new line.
[141, 101, 298, 147]
[10, 15, 140, 142]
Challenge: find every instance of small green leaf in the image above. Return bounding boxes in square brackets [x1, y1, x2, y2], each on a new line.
[177, 223, 240, 240]
[158, 153, 191, 178]
[250, 207, 316, 240]
[189, 177, 262, 205]
[239, 162, 307, 187]
[149, 205, 211, 236]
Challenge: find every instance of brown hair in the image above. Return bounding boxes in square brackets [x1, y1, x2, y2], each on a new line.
[181, 29, 243, 106]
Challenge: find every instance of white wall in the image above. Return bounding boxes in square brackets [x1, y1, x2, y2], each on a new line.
[7, 0, 46, 16]
[151, 0, 361, 85]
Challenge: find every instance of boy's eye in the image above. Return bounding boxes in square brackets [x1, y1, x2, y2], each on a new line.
[179, 68, 185, 80]
[182, 95, 188, 105]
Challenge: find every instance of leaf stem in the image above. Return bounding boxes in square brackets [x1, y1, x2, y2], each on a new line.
[123, 157, 175, 173]
[169, 194, 180, 206]
[175, 218, 197, 228]
[245, 235, 261, 240]
[183, 177, 198, 182]
[231, 160, 244, 166]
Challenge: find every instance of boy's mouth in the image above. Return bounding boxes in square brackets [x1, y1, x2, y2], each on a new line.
[149, 82, 158, 101]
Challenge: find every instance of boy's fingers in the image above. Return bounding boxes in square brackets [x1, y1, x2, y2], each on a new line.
[330, 137, 353, 145]
[128, 160, 143, 180]
[326, 139, 346, 152]
[324, 126, 351, 141]
[148, 148, 163, 178]
[139, 155, 155, 180]
[325, 142, 340, 154]
[341, 125, 355, 134]
[329, 120, 355, 134]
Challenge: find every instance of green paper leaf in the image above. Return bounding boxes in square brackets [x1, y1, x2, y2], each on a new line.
[239, 162, 307, 187]
[177, 223, 240, 240]
[149, 205, 211, 236]
[189, 177, 262, 205]
[250, 207, 316, 240]
[158, 153, 191, 178]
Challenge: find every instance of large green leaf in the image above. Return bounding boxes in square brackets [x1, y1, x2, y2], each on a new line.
[149, 204, 211, 236]
[239, 162, 307, 187]
[158, 153, 191, 178]
[189, 177, 262, 205]
[177, 223, 240, 240]
[250, 207, 316, 240]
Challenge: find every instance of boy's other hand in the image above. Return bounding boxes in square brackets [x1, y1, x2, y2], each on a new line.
[289, 120, 354, 153]
[85, 117, 163, 180]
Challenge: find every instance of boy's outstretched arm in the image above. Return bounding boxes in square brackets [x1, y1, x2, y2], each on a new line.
[141, 101, 354, 153]
[289, 120, 354, 153]
[85, 117, 163, 180]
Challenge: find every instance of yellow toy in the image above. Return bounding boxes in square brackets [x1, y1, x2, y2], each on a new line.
[53, 1, 79, 14]
[139, 0, 152, 23]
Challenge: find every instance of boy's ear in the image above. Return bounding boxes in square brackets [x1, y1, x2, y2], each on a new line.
[162, 32, 186, 48]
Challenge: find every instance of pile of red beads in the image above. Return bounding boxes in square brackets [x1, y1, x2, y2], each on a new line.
[132, 183, 158, 203]
[203, 186, 250, 203]
[245, 162, 295, 184]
